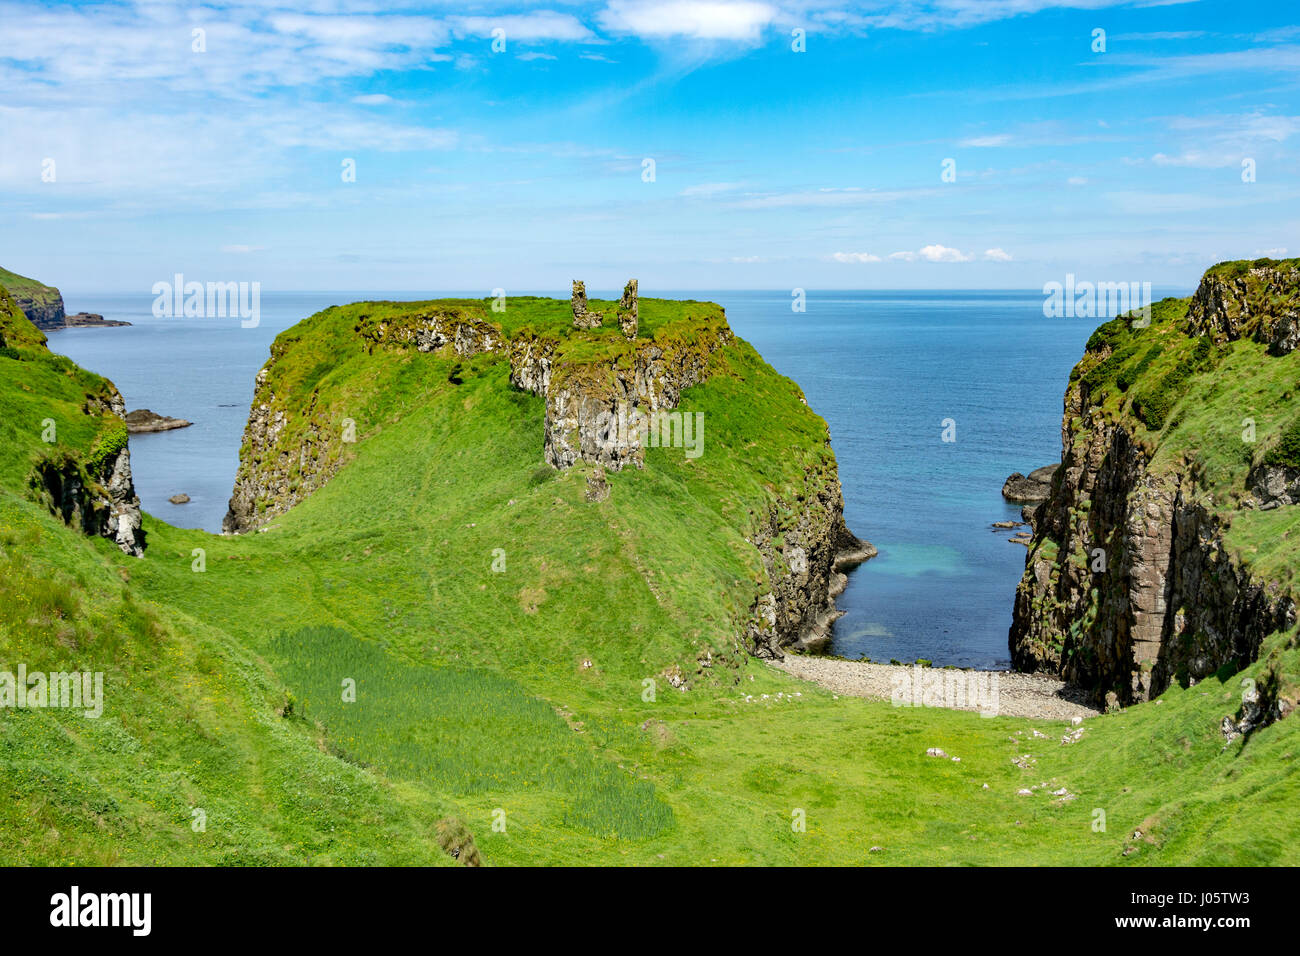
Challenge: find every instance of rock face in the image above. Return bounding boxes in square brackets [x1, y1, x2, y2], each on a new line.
[1187, 259, 1300, 356]
[528, 326, 733, 471]
[1002, 464, 1058, 502]
[746, 472, 876, 658]
[1009, 271, 1297, 706]
[126, 409, 192, 433]
[1248, 463, 1300, 509]
[30, 388, 144, 557]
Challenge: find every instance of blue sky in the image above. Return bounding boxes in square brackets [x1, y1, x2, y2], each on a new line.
[1, 0, 1298, 292]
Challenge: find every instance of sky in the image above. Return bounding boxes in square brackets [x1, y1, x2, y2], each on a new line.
[1, 0, 1298, 292]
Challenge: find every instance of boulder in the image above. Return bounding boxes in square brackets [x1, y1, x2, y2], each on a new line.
[1001, 464, 1058, 502]
[125, 409, 192, 433]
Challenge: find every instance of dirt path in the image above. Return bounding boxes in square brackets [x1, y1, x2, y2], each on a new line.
[771, 656, 1101, 722]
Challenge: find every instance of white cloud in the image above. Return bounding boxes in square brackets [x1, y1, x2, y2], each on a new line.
[1255, 247, 1289, 257]
[888, 245, 975, 263]
[961, 134, 1012, 147]
[597, 1, 778, 41]
[831, 252, 882, 263]
[918, 244, 974, 263]
[221, 244, 264, 254]
[983, 248, 1013, 261]
[1067, 176, 1088, 185]
[517, 52, 559, 61]
[352, 93, 395, 105]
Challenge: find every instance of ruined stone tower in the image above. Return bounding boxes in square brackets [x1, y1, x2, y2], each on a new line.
[571, 280, 603, 329]
[617, 279, 638, 339]
[571, 279, 638, 337]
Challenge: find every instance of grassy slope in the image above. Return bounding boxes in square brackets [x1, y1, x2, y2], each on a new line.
[0, 266, 62, 316]
[2, 288, 1298, 865]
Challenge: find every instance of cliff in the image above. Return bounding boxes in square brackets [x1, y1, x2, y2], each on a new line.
[0, 286, 143, 555]
[223, 292, 871, 657]
[0, 266, 66, 331]
[1010, 259, 1300, 707]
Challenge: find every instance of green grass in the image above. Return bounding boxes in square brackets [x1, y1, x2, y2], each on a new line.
[1, 281, 1298, 865]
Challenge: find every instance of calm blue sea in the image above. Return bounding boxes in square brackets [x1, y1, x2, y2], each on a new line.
[49, 288, 1189, 668]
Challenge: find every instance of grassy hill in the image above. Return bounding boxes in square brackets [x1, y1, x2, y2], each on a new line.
[1, 276, 1298, 865]
[0, 266, 65, 331]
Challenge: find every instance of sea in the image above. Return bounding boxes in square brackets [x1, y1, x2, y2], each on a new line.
[48, 287, 1189, 669]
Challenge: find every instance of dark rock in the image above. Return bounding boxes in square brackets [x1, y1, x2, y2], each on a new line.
[1002, 464, 1058, 502]
[126, 409, 192, 433]
[65, 312, 131, 328]
[169, 493, 191, 504]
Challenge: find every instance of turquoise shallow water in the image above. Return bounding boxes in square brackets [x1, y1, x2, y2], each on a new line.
[49, 287, 1188, 668]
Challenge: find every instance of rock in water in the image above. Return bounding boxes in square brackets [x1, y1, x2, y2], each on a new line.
[125, 409, 192, 433]
[169, 493, 191, 504]
[1001, 464, 1058, 502]
[65, 312, 131, 328]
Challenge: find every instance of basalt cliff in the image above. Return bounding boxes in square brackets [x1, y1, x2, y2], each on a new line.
[1011, 259, 1300, 710]
[223, 288, 872, 659]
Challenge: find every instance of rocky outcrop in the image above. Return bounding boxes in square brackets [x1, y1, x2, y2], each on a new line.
[1248, 463, 1300, 510]
[746, 464, 875, 658]
[223, 291, 873, 662]
[1010, 271, 1297, 706]
[30, 388, 144, 557]
[1002, 464, 1058, 502]
[225, 309, 506, 533]
[126, 409, 192, 433]
[532, 325, 732, 471]
[1187, 259, 1300, 356]
[224, 366, 321, 533]
[3, 281, 65, 331]
[358, 308, 502, 358]
[65, 312, 130, 328]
